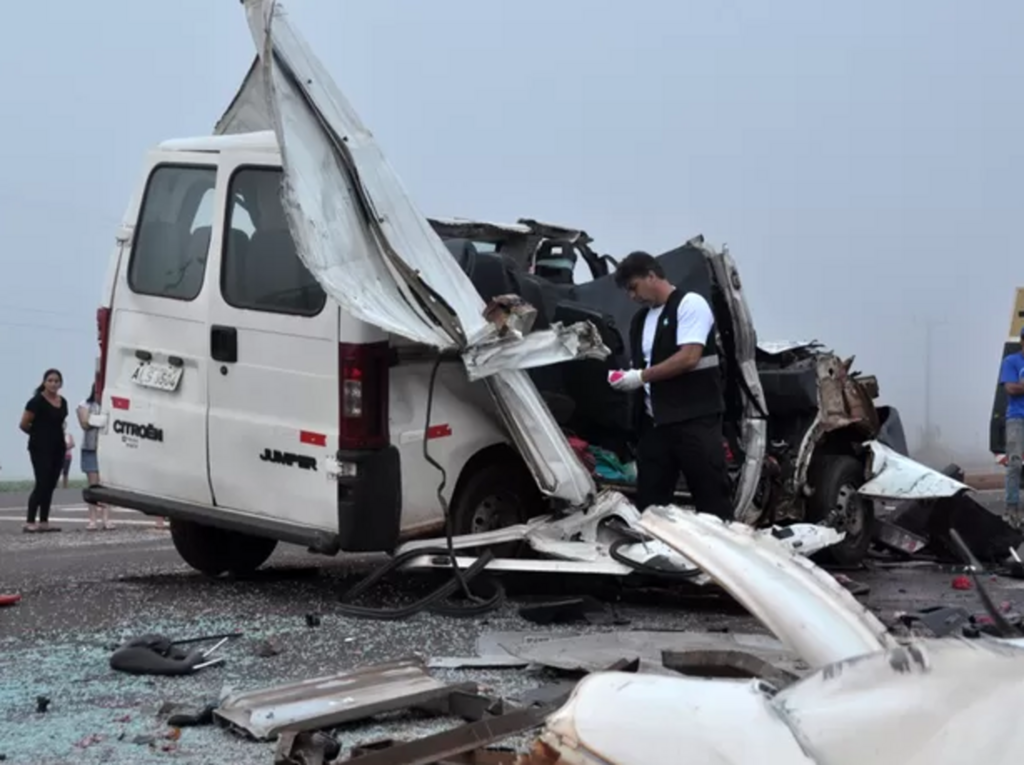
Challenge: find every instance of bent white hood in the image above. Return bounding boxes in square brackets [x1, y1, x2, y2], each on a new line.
[222, 0, 597, 504]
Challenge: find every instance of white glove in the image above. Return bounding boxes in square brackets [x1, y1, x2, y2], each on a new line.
[608, 369, 645, 391]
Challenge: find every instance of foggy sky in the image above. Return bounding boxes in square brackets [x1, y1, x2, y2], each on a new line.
[1, 0, 1021, 478]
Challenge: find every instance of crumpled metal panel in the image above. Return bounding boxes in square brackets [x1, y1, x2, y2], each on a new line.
[242, 0, 481, 348]
[532, 639, 1024, 765]
[639, 505, 895, 667]
[859, 440, 972, 500]
[756, 340, 818, 355]
[706, 245, 767, 525]
[398, 492, 843, 582]
[462, 322, 609, 382]
[214, 659, 453, 740]
[239, 0, 596, 505]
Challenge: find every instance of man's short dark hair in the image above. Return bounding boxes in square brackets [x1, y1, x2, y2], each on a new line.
[614, 251, 665, 289]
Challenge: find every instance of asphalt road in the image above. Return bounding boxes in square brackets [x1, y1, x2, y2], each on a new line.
[1, 489, 1021, 764]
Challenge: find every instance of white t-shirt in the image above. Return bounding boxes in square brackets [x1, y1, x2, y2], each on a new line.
[640, 291, 715, 416]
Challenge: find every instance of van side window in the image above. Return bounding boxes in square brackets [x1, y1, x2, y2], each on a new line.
[221, 168, 327, 316]
[128, 165, 217, 301]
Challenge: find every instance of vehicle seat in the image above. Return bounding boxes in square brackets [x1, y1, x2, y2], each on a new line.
[244, 228, 318, 311]
[534, 241, 577, 285]
[443, 238, 477, 278]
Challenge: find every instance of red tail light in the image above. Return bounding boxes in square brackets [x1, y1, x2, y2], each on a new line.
[339, 341, 390, 450]
[95, 307, 111, 401]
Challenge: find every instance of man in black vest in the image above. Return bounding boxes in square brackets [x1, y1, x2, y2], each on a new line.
[608, 251, 733, 521]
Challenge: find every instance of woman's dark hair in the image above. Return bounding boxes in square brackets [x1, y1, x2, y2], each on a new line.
[35, 368, 63, 395]
[86, 383, 97, 405]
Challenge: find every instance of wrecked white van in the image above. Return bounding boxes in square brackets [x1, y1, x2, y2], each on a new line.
[81, 127, 763, 575]
[84, 0, 917, 575]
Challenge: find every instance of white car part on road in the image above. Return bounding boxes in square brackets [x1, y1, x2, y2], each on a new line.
[537, 638, 1024, 765]
[859, 440, 971, 500]
[639, 505, 896, 667]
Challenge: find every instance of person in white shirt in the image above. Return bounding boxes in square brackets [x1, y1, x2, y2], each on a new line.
[608, 251, 733, 520]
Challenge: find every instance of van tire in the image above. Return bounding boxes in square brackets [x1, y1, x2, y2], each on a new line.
[170, 519, 229, 576]
[806, 454, 874, 567]
[450, 459, 543, 556]
[224, 533, 278, 576]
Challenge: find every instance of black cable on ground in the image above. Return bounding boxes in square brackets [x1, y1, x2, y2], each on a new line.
[337, 546, 500, 620]
[608, 537, 704, 580]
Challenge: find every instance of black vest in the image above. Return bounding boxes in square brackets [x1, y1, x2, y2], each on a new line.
[629, 289, 725, 427]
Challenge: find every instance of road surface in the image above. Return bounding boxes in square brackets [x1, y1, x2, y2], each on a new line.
[0, 489, 1020, 764]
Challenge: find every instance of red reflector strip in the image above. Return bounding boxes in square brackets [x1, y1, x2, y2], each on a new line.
[111, 397, 130, 410]
[300, 431, 327, 447]
[427, 424, 452, 440]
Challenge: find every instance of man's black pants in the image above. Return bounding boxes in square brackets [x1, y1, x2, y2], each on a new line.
[635, 414, 733, 520]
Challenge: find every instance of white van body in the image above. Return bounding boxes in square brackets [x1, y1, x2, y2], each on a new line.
[91, 131, 531, 573]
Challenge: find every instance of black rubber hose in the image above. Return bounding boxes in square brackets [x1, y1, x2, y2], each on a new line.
[337, 547, 496, 620]
[608, 537, 704, 580]
[430, 571, 506, 618]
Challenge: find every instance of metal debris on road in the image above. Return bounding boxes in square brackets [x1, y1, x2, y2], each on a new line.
[214, 658, 477, 740]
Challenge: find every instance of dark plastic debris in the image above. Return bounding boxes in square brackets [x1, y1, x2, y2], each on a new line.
[110, 634, 207, 676]
[305, 613, 322, 628]
[166, 703, 216, 728]
[898, 606, 971, 638]
[518, 596, 620, 626]
[35, 696, 50, 714]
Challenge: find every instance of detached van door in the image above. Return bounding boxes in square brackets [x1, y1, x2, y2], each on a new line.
[205, 159, 339, 531]
[102, 157, 217, 504]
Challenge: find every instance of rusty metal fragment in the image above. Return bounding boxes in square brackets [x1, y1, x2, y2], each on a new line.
[214, 658, 474, 740]
[340, 707, 550, 765]
[482, 294, 537, 337]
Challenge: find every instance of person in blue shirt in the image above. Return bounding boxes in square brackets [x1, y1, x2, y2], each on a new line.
[999, 328, 1024, 527]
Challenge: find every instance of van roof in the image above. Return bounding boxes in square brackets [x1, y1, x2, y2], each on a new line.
[157, 130, 280, 154]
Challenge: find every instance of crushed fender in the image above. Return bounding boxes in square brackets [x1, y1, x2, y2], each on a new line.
[639, 505, 895, 667]
[527, 639, 1024, 765]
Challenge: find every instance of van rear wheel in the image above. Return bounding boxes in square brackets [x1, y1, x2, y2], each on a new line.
[224, 532, 278, 576]
[170, 520, 278, 576]
[451, 459, 544, 557]
[170, 519, 228, 576]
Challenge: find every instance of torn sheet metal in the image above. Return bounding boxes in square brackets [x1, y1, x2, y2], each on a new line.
[242, 0, 488, 348]
[239, 0, 596, 505]
[756, 340, 818, 355]
[214, 658, 460, 740]
[706, 245, 767, 525]
[462, 322, 609, 382]
[400, 492, 842, 583]
[859, 440, 972, 500]
[483, 370, 595, 504]
[534, 638, 1024, 765]
[640, 505, 895, 667]
[533, 671, 813, 765]
[501, 630, 807, 678]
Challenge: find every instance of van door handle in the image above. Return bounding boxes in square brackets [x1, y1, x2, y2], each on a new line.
[211, 325, 238, 364]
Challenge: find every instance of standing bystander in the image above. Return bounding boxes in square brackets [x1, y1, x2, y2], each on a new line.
[19, 369, 68, 533]
[1000, 327, 1024, 528]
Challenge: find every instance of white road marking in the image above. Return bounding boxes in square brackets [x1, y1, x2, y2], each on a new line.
[0, 515, 160, 526]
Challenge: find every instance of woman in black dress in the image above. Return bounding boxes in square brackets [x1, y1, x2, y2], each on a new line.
[19, 368, 68, 533]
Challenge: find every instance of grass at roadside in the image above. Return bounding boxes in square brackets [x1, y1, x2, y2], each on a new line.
[0, 479, 87, 493]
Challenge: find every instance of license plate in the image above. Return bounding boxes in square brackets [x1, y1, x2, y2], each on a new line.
[131, 361, 183, 392]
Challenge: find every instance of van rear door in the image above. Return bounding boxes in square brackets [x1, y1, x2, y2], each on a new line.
[204, 159, 340, 531]
[102, 157, 217, 504]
